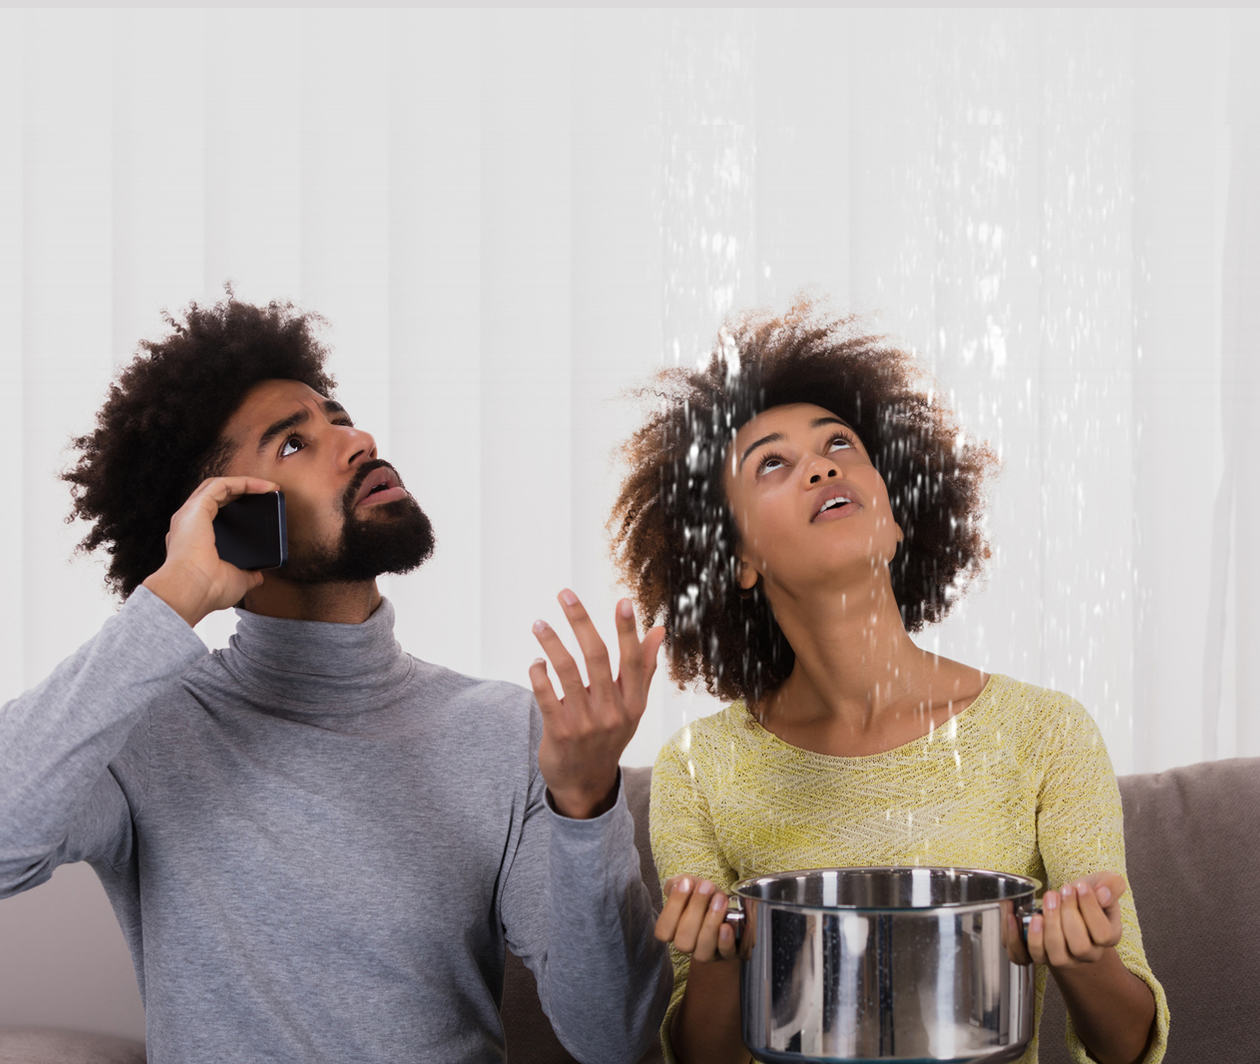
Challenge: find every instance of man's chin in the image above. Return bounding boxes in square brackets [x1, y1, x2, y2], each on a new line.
[281, 503, 436, 584]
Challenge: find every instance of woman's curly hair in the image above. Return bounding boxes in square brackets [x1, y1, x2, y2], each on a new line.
[63, 293, 336, 599]
[610, 300, 997, 705]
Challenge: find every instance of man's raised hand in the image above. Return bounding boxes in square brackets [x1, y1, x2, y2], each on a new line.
[528, 590, 665, 819]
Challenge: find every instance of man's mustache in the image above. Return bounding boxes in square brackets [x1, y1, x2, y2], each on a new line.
[341, 460, 405, 513]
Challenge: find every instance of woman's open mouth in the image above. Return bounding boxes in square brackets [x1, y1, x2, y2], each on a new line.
[812, 493, 859, 522]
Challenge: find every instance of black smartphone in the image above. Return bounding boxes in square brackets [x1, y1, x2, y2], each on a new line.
[213, 491, 288, 570]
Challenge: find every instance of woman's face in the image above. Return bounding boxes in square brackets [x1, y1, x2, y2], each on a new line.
[722, 402, 902, 595]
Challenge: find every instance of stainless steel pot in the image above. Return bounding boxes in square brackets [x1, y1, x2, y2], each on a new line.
[727, 867, 1039, 1064]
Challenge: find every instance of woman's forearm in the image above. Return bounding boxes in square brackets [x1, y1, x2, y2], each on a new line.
[1052, 948, 1156, 1064]
[670, 958, 748, 1064]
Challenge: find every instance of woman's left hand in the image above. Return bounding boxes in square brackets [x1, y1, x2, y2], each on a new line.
[1027, 871, 1126, 969]
[529, 589, 666, 820]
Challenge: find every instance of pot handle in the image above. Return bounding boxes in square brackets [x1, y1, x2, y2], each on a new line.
[1018, 906, 1043, 940]
[723, 901, 745, 946]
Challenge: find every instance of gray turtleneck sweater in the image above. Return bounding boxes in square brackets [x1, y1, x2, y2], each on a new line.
[0, 588, 670, 1063]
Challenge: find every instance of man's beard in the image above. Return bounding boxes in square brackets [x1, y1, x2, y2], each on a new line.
[279, 461, 436, 584]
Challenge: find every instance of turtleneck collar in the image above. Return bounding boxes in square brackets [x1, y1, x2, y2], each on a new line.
[217, 597, 414, 711]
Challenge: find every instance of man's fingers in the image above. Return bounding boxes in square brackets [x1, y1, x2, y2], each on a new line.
[187, 476, 280, 515]
[527, 657, 561, 716]
[556, 590, 616, 704]
[613, 601, 663, 713]
[531, 620, 588, 707]
[643, 625, 665, 681]
[614, 599, 643, 696]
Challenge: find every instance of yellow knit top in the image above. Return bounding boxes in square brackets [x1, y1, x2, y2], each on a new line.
[650, 674, 1169, 1064]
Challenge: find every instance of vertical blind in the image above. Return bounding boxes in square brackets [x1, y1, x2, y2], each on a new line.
[2, 8, 1256, 773]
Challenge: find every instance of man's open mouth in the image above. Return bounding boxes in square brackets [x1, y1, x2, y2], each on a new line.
[353, 465, 408, 508]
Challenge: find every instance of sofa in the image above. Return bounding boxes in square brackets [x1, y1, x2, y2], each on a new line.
[1, 756, 1255, 1064]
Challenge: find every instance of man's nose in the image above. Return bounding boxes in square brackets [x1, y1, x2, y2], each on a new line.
[341, 425, 378, 466]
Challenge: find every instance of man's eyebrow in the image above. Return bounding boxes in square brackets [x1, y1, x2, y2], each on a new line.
[257, 410, 309, 453]
[256, 401, 350, 453]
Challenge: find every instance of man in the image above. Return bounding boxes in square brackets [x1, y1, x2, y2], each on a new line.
[0, 295, 671, 1063]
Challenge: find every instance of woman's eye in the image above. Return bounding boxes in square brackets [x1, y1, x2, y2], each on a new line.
[756, 454, 786, 476]
[829, 435, 853, 452]
[279, 436, 304, 458]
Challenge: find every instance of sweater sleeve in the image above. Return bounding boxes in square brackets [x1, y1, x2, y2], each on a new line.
[1034, 697, 1170, 1064]
[649, 725, 740, 1064]
[500, 706, 670, 1064]
[0, 586, 206, 897]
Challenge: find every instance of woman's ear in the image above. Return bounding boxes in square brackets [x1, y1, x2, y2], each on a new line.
[737, 556, 760, 592]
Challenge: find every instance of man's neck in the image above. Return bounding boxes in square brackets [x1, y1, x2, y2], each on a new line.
[240, 577, 383, 624]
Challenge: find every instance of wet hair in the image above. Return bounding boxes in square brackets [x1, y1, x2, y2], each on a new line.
[63, 293, 336, 599]
[610, 300, 996, 705]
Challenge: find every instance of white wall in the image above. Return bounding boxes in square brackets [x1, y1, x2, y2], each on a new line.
[3, 8, 1257, 777]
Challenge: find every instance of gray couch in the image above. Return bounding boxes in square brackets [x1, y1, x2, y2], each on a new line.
[2, 757, 1255, 1064]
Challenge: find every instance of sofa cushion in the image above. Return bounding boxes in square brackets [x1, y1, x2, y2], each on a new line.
[0, 1028, 145, 1064]
[1038, 756, 1259, 1064]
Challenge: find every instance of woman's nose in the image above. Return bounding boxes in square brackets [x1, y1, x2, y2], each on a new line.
[805, 456, 840, 485]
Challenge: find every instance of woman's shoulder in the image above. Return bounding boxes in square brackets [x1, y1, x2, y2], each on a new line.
[654, 700, 759, 765]
[981, 673, 1091, 720]
[978, 673, 1106, 759]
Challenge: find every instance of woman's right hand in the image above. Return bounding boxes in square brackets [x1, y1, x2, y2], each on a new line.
[655, 875, 739, 962]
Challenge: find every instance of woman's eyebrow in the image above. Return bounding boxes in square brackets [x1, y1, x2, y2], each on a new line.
[739, 432, 783, 470]
[738, 416, 857, 470]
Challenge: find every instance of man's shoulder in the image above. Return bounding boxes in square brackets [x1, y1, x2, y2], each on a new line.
[403, 656, 538, 718]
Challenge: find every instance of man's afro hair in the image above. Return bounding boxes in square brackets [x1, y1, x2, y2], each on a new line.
[63, 293, 336, 599]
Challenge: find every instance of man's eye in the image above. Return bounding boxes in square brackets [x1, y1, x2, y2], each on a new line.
[279, 436, 304, 458]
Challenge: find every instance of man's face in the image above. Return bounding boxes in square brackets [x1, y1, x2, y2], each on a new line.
[218, 379, 434, 583]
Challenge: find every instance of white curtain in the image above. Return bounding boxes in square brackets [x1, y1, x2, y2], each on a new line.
[2, 8, 1256, 774]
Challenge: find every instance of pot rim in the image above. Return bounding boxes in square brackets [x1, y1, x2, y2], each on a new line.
[731, 864, 1042, 913]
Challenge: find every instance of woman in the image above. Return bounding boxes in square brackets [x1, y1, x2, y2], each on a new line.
[610, 303, 1168, 1064]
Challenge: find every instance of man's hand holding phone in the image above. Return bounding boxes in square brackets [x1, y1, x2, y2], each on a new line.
[142, 477, 282, 628]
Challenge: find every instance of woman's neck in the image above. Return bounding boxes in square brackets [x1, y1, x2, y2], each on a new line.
[757, 573, 983, 749]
